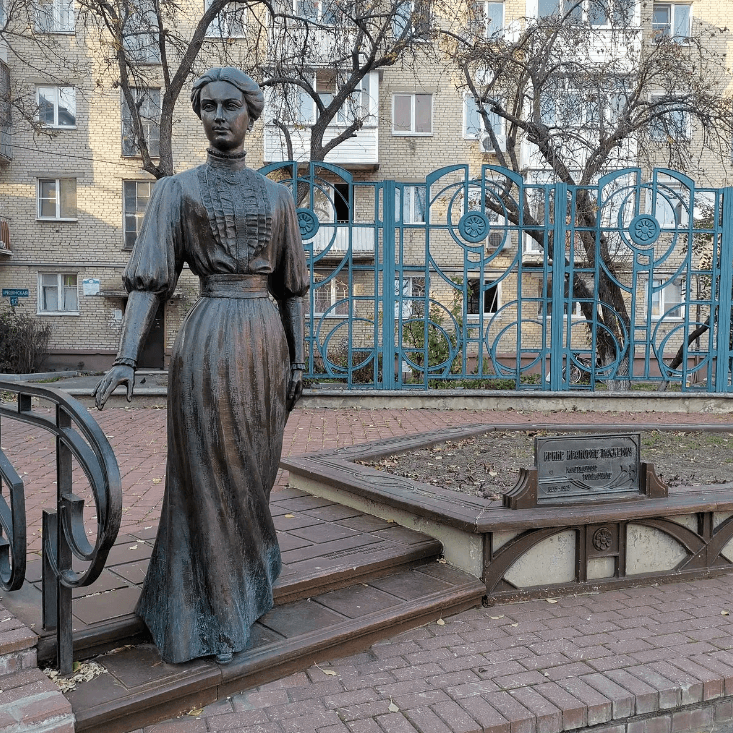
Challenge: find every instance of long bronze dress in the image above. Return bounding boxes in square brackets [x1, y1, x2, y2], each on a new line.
[125, 152, 308, 663]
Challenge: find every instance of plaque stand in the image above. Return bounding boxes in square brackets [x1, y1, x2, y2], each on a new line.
[502, 462, 667, 510]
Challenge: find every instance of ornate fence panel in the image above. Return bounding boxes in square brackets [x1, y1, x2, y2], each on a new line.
[262, 162, 733, 392]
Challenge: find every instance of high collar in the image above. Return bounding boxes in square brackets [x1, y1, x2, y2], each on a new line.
[206, 147, 248, 172]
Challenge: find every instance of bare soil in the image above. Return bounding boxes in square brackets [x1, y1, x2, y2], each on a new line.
[359, 430, 733, 500]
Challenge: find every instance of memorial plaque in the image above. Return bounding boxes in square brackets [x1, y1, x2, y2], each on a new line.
[535, 434, 641, 504]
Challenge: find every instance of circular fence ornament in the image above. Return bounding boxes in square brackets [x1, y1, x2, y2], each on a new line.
[628, 214, 660, 247]
[296, 208, 320, 240]
[458, 211, 490, 244]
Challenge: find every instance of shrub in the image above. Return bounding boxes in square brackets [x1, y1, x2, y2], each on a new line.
[0, 308, 52, 374]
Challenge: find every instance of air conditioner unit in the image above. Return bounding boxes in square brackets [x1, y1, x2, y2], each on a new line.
[478, 131, 506, 153]
[478, 132, 494, 153]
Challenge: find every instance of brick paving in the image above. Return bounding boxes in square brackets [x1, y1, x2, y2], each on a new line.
[6, 403, 733, 731]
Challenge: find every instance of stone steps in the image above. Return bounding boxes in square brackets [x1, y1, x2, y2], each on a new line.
[2, 489, 444, 666]
[0, 600, 73, 733]
[65, 561, 485, 733]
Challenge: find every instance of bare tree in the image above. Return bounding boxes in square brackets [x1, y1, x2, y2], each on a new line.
[0, 0, 432, 178]
[440, 0, 733, 384]
[251, 0, 433, 169]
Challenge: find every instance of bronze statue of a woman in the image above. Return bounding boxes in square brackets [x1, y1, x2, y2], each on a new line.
[93, 68, 309, 664]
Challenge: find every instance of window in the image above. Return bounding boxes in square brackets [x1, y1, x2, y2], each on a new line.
[392, 0, 430, 38]
[392, 93, 432, 135]
[650, 277, 683, 319]
[205, 0, 246, 37]
[36, 0, 74, 32]
[395, 276, 425, 318]
[538, 0, 633, 25]
[652, 3, 691, 42]
[37, 178, 76, 220]
[310, 270, 349, 317]
[464, 96, 505, 151]
[37, 86, 76, 128]
[649, 93, 690, 141]
[39, 273, 78, 313]
[123, 0, 160, 63]
[295, 0, 337, 23]
[278, 72, 376, 127]
[538, 0, 581, 20]
[469, 1, 503, 36]
[123, 180, 154, 249]
[396, 185, 427, 224]
[542, 280, 584, 319]
[122, 88, 161, 157]
[649, 185, 688, 228]
[467, 279, 499, 317]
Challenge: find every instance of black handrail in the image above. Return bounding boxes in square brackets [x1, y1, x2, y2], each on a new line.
[0, 381, 122, 673]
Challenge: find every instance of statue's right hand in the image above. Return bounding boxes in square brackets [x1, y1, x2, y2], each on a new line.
[92, 365, 135, 410]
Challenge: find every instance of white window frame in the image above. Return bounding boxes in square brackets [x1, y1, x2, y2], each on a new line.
[311, 270, 350, 318]
[122, 0, 160, 63]
[537, 0, 633, 25]
[395, 275, 426, 318]
[277, 72, 377, 128]
[35, 0, 74, 33]
[466, 278, 501, 318]
[392, 0, 430, 39]
[649, 277, 684, 320]
[396, 185, 427, 224]
[648, 184, 689, 229]
[652, 3, 691, 43]
[121, 88, 161, 158]
[470, 1, 504, 36]
[463, 94, 506, 151]
[36, 86, 76, 129]
[204, 0, 246, 37]
[648, 93, 691, 142]
[37, 178, 77, 221]
[123, 180, 154, 250]
[392, 93, 433, 136]
[294, 0, 338, 23]
[38, 272, 79, 314]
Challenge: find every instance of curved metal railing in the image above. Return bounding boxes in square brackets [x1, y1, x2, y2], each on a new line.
[0, 381, 122, 673]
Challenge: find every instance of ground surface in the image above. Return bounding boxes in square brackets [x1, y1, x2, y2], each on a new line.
[360, 430, 733, 499]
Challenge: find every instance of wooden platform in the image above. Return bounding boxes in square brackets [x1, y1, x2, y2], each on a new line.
[2, 488, 484, 732]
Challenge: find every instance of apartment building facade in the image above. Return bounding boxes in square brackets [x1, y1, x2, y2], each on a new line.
[0, 0, 730, 379]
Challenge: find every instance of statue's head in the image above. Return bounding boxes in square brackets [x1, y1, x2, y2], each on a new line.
[191, 68, 264, 125]
[191, 68, 264, 154]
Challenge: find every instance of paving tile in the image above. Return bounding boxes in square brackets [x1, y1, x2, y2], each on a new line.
[431, 700, 482, 733]
[531, 682, 587, 731]
[623, 665, 680, 709]
[508, 686, 562, 733]
[555, 677, 612, 727]
[605, 668, 659, 714]
[581, 672, 634, 719]
[317, 585, 402, 619]
[258, 599, 346, 637]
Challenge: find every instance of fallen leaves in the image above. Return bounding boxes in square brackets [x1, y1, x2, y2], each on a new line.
[44, 661, 108, 693]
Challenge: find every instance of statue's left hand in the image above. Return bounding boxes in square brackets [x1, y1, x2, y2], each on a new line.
[286, 368, 303, 412]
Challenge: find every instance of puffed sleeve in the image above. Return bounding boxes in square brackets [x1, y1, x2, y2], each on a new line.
[123, 176, 185, 301]
[268, 184, 310, 302]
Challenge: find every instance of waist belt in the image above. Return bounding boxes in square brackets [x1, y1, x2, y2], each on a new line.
[200, 274, 269, 299]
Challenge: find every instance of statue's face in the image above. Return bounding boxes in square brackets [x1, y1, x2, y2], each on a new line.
[199, 80, 250, 153]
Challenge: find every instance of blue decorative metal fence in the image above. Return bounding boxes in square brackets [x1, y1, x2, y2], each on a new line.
[261, 162, 733, 392]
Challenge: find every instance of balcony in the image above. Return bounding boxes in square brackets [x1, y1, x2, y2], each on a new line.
[0, 218, 11, 256]
[264, 123, 378, 167]
[304, 224, 375, 259]
[0, 60, 11, 163]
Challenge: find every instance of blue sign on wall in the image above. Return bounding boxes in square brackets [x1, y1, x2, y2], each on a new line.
[2, 289, 29, 298]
